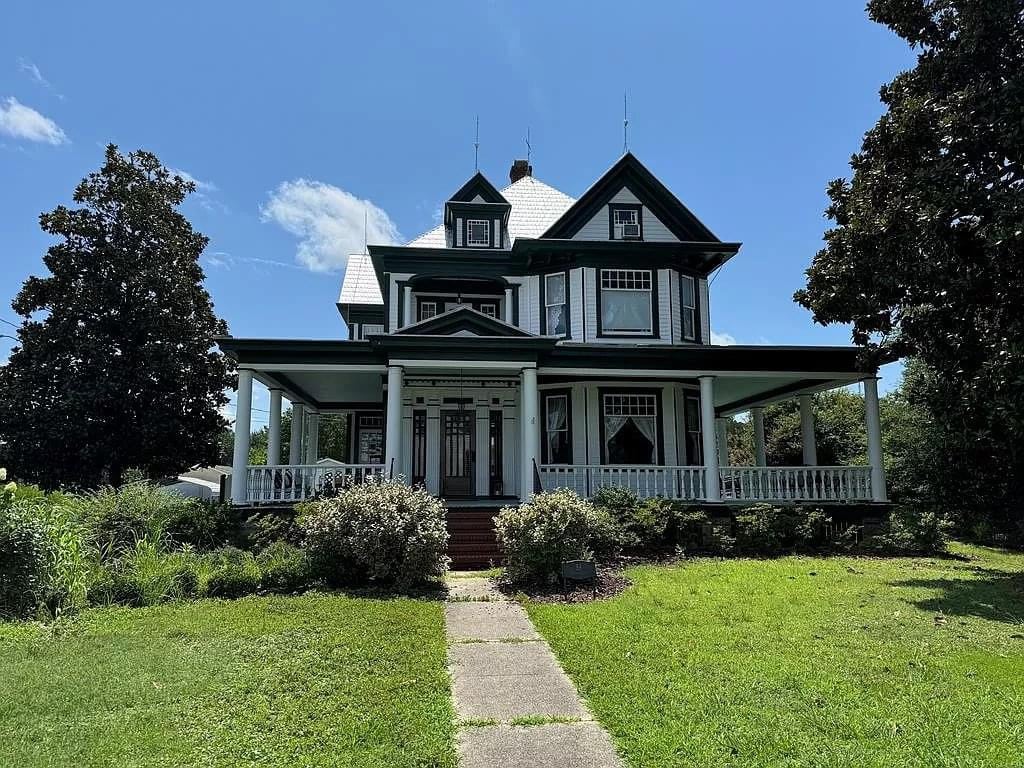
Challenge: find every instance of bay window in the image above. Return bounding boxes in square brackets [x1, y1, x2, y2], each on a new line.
[599, 269, 653, 335]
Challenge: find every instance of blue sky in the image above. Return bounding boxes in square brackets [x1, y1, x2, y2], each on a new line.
[1, 2, 911, 424]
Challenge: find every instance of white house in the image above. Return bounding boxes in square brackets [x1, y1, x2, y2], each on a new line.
[218, 154, 887, 525]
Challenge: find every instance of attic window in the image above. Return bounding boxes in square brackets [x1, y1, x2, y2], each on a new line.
[610, 206, 642, 240]
[466, 219, 491, 247]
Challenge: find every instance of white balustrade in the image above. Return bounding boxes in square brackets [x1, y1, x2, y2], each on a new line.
[720, 466, 873, 502]
[243, 464, 385, 504]
[538, 465, 706, 501]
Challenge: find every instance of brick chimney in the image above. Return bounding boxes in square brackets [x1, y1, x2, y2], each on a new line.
[509, 159, 532, 184]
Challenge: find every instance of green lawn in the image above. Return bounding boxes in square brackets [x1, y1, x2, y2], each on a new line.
[527, 543, 1024, 768]
[0, 593, 455, 768]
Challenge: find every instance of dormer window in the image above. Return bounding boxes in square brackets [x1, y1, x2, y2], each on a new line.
[610, 205, 642, 240]
[466, 219, 491, 247]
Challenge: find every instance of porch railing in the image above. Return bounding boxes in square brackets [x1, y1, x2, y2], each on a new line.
[538, 464, 874, 503]
[538, 465, 706, 501]
[720, 466, 873, 502]
[244, 464, 385, 504]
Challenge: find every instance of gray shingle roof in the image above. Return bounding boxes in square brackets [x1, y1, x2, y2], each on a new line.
[338, 175, 576, 306]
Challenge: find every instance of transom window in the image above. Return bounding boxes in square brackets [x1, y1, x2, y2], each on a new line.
[680, 274, 696, 341]
[466, 219, 490, 247]
[611, 206, 641, 240]
[544, 272, 567, 336]
[600, 269, 653, 335]
[602, 393, 658, 465]
[543, 393, 571, 464]
[418, 301, 437, 321]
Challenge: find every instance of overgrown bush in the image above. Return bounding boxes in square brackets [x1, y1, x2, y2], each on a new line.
[164, 500, 241, 551]
[93, 539, 199, 607]
[202, 547, 261, 598]
[299, 477, 449, 589]
[257, 541, 310, 593]
[673, 507, 712, 553]
[0, 500, 50, 619]
[69, 482, 197, 557]
[496, 489, 617, 583]
[245, 510, 302, 551]
[862, 505, 951, 554]
[591, 487, 676, 551]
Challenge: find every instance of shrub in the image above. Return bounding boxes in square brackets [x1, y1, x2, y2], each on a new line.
[794, 507, 828, 548]
[164, 500, 241, 551]
[257, 541, 310, 593]
[69, 482, 197, 557]
[862, 505, 951, 554]
[300, 477, 449, 589]
[202, 547, 262, 598]
[245, 510, 302, 551]
[673, 506, 711, 553]
[733, 504, 794, 556]
[496, 489, 617, 583]
[592, 487, 675, 551]
[93, 539, 199, 607]
[0, 501, 50, 619]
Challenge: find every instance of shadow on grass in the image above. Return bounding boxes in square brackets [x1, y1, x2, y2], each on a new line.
[890, 571, 1024, 624]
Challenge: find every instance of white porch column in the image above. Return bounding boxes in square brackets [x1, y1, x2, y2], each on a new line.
[267, 388, 283, 466]
[305, 411, 320, 464]
[504, 288, 514, 324]
[799, 394, 817, 465]
[751, 406, 767, 467]
[289, 404, 304, 465]
[230, 369, 254, 505]
[699, 376, 720, 501]
[715, 418, 729, 468]
[402, 286, 413, 328]
[520, 366, 539, 499]
[385, 365, 404, 478]
[863, 376, 888, 502]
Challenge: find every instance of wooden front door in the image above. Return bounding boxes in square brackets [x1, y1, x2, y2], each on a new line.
[441, 410, 475, 497]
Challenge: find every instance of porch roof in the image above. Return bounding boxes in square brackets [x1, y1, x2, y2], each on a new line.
[215, 336, 874, 414]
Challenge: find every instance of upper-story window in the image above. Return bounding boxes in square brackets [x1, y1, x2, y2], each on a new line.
[600, 269, 653, 336]
[610, 205, 642, 240]
[479, 302, 497, 318]
[544, 272, 568, 336]
[466, 219, 491, 247]
[680, 274, 696, 341]
[418, 301, 438, 321]
[360, 323, 384, 338]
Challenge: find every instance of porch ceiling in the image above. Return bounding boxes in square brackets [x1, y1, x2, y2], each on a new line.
[257, 369, 384, 411]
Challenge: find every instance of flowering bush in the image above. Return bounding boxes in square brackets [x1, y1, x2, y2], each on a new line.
[299, 477, 449, 589]
[495, 489, 616, 584]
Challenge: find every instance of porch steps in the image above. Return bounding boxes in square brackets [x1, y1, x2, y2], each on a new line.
[447, 508, 503, 570]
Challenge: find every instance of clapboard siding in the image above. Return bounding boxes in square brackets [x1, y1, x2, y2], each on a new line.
[583, 267, 598, 342]
[669, 270, 682, 344]
[569, 267, 584, 340]
[657, 269, 672, 343]
[571, 384, 587, 464]
[525, 275, 540, 334]
[571, 187, 679, 242]
[699, 277, 710, 344]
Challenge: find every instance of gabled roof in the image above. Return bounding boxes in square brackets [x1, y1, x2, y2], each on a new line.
[541, 152, 720, 242]
[447, 171, 509, 204]
[392, 305, 533, 338]
[338, 254, 383, 305]
[406, 175, 576, 249]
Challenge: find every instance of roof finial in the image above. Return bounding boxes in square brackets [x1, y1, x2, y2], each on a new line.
[526, 127, 532, 165]
[474, 115, 480, 171]
[623, 91, 629, 154]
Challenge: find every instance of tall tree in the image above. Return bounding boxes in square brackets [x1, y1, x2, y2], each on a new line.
[794, 0, 1024, 541]
[0, 145, 233, 489]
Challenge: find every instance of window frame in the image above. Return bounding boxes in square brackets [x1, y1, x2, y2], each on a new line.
[683, 391, 703, 465]
[478, 302, 497, 318]
[608, 203, 643, 241]
[597, 268, 657, 338]
[542, 390, 573, 465]
[680, 273, 697, 342]
[598, 388, 662, 465]
[541, 271, 569, 338]
[418, 301, 438, 321]
[465, 219, 491, 248]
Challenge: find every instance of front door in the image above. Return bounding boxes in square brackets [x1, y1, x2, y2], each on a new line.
[441, 410, 475, 497]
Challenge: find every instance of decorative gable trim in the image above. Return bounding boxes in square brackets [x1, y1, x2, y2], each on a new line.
[392, 305, 533, 338]
[541, 152, 721, 243]
[447, 172, 509, 205]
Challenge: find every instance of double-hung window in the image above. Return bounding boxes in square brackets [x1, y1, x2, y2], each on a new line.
[600, 269, 653, 335]
[680, 274, 696, 341]
[683, 393, 703, 465]
[466, 219, 490, 247]
[544, 272, 567, 336]
[602, 393, 658, 464]
[418, 301, 437, 321]
[611, 206, 641, 240]
[543, 393, 571, 464]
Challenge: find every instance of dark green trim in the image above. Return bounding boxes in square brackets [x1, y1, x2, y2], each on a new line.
[215, 338, 384, 367]
[446, 172, 508, 205]
[541, 388, 573, 464]
[393, 305, 532, 338]
[597, 386, 665, 465]
[594, 267, 660, 340]
[678, 272, 699, 343]
[608, 202, 643, 241]
[337, 302, 385, 327]
[539, 270, 570, 338]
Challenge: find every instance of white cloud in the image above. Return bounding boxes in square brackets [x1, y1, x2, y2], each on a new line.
[202, 250, 305, 272]
[0, 97, 67, 145]
[167, 166, 217, 193]
[17, 58, 49, 88]
[261, 179, 401, 273]
[711, 330, 737, 346]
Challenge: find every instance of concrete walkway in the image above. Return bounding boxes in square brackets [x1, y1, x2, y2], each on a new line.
[445, 576, 623, 768]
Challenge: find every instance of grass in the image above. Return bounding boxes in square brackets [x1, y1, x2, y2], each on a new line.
[0, 593, 455, 768]
[527, 543, 1024, 768]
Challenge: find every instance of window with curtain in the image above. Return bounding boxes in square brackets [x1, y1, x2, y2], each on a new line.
[544, 272, 567, 335]
[600, 269, 653, 335]
[603, 393, 657, 464]
[680, 274, 696, 341]
[684, 393, 703, 465]
[544, 394, 570, 464]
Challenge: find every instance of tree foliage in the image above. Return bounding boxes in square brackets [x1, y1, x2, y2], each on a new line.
[0, 145, 233, 489]
[794, 0, 1024, 542]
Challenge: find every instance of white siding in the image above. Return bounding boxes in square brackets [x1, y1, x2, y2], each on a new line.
[571, 188, 679, 242]
[699, 277, 710, 344]
[657, 269, 672, 343]
[660, 385, 677, 467]
[387, 272, 413, 333]
[674, 385, 687, 464]
[583, 268, 598, 342]
[475, 404, 490, 494]
[425, 404, 440, 495]
[455, 218, 463, 247]
[669, 270, 682, 344]
[585, 386, 600, 464]
[525, 275, 541, 334]
[569, 267, 584, 340]
[571, 384, 587, 464]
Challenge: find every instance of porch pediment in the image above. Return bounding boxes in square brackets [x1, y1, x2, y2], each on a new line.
[392, 305, 534, 338]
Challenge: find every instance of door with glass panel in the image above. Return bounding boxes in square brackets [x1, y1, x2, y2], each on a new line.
[441, 410, 475, 497]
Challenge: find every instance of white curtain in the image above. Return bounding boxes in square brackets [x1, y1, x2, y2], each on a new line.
[632, 416, 657, 463]
[604, 415, 656, 464]
[601, 291, 650, 332]
[603, 415, 628, 461]
[546, 397, 567, 462]
[546, 305, 566, 335]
